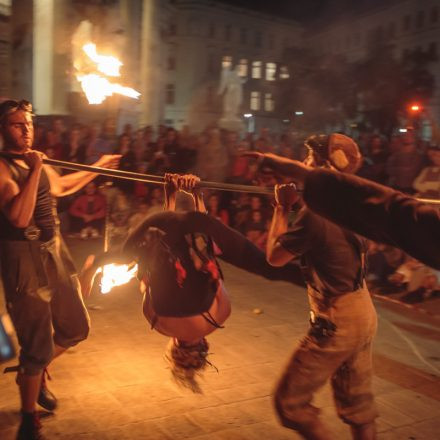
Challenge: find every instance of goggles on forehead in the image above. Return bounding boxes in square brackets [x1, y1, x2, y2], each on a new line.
[0, 100, 33, 122]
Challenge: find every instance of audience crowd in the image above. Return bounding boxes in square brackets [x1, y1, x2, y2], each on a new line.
[32, 116, 440, 305]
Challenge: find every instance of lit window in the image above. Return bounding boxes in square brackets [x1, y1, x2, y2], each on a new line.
[266, 63, 276, 81]
[250, 91, 261, 111]
[280, 66, 290, 79]
[239, 59, 248, 77]
[166, 84, 175, 105]
[222, 56, 232, 69]
[252, 61, 262, 79]
[264, 93, 274, 112]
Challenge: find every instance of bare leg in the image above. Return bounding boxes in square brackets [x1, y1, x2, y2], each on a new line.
[17, 372, 42, 413]
[17, 343, 67, 413]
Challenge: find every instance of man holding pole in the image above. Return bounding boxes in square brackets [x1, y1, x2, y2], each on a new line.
[262, 134, 378, 439]
[0, 99, 120, 440]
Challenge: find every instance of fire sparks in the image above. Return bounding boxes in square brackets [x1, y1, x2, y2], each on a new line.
[75, 41, 140, 105]
[98, 263, 138, 294]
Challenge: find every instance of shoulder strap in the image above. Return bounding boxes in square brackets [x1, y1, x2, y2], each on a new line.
[0, 156, 20, 181]
[341, 228, 368, 289]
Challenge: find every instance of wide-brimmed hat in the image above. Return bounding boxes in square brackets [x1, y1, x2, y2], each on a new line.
[304, 133, 362, 174]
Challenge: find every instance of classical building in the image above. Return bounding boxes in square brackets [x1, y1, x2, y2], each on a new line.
[162, 0, 301, 132]
[4, 0, 440, 135]
[0, 0, 11, 99]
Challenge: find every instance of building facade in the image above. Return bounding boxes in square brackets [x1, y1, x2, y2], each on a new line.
[3, 0, 440, 135]
[305, 0, 440, 124]
[163, 0, 301, 132]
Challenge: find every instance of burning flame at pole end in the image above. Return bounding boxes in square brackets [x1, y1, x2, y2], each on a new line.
[76, 42, 141, 104]
[77, 74, 140, 105]
[83, 43, 122, 77]
[98, 263, 138, 294]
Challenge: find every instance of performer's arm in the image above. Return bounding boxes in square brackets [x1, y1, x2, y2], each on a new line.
[177, 174, 207, 213]
[266, 184, 299, 267]
[0, 151, 43, 228]
[246, 152, 440, 269]
[164, 173, 178, 211]
[243, 151, 312, 181]
[303, 169, 440, 270]
[45, 154, 121, 197]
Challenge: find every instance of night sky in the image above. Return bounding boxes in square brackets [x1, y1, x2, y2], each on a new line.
[216, 0, 396, 22]
[217, 0, 327, 22]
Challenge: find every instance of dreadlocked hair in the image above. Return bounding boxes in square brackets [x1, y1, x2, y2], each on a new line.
[165, 337, 216, 393]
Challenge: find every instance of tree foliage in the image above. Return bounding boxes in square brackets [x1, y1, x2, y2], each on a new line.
[277, 40, 436, 135]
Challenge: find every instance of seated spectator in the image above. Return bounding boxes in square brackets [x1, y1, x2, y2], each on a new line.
[94, 117, 117, 157]
[151, 136, 170, 174]
[128, 199, 149, 233]
[388, 259, 440, 303]
[230, 193, 251, 233]
[245, 210, 266, 248]
[69, 182, 106, 238]
[412, 146, 440, 198]
[206, 193, 229, 225]
[386, 129, 423, 193]
[133, 162, 151, 199]
[229, 140, 250, 183]
[107, 188, 132, 243]
[367, 243, 407, 289]
[358, 135, 389, 184]
[62, 125, 86, 164]
[146, 187, 165, 216]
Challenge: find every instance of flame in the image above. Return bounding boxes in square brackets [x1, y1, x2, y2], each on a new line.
[75, 41, 140, 104]
[82, 43, 122, 77]
[77, 73, 140, 105]
[98, 263, 138, 294]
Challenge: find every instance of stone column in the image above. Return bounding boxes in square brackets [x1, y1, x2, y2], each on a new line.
[33, 0, 69, 115]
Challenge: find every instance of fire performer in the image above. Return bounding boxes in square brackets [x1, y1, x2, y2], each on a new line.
[260, 134, 378, 440]
[80, 173, 304, 392]
[0, 99, 120, 440]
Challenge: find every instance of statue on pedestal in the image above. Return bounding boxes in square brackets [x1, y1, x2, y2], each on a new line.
[218, 65, 245, 132]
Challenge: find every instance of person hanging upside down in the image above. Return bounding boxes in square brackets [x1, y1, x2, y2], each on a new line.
[80, 174, 304, 391]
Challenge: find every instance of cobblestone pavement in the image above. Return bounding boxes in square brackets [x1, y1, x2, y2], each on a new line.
[1, 238, 439, 439]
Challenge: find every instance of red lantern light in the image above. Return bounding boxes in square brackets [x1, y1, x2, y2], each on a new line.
[409, 104, 422, 112]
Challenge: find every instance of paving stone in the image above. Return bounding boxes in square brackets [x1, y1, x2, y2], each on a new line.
[0, 245, 439, 438]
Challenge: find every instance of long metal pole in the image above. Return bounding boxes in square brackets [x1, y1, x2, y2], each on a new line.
[1, 153, 439, 204]
[42, 157, 275, 195]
